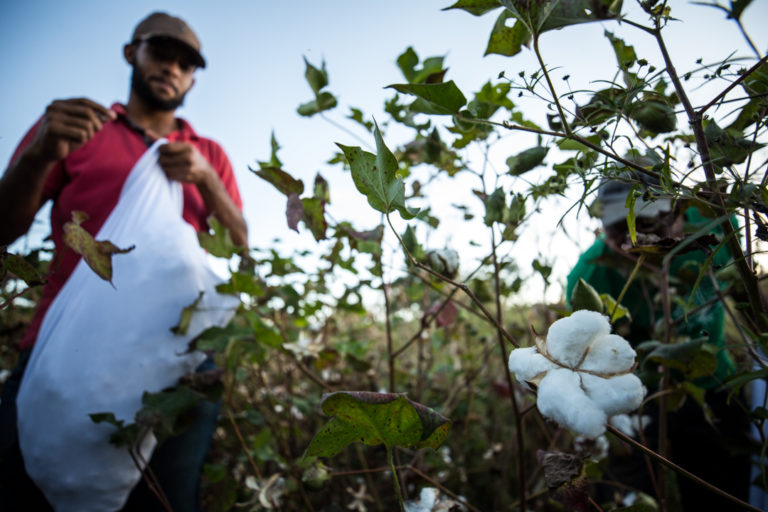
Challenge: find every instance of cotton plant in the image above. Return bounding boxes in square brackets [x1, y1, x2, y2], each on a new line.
[508, 310, 646, 438]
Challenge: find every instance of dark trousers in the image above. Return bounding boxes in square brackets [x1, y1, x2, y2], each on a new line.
[0, 350, 220, 512]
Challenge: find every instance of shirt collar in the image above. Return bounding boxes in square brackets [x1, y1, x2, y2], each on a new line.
[110, 103, 199, 142]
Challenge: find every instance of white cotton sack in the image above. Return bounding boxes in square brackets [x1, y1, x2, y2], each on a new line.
[508, 346, 558, 384]
[537, 368, 607, 439]
[16, 140, 239, 512]
[580, 334, 637, 374]
[546, 310, 610, 368]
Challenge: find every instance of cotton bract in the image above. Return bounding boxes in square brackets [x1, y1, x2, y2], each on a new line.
[508, 310, 645, 438]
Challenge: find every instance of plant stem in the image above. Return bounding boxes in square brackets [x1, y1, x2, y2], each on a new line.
[607, 425, 763, 512]
[533, 34, 571, 136]
[653, 23, 768, 333]
[490, 228, 527, 512]
[382, 279, 396, 393]
[387, 446, 405, 512]
[610, 253, 646, 321]
[226, 407, 262, 480]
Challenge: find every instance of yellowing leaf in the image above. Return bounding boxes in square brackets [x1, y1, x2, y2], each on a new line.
[62, 211, 134, 284]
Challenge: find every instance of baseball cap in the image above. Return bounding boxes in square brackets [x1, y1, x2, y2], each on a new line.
[598, 172, 672, 227]
[131, 12, 206, 69]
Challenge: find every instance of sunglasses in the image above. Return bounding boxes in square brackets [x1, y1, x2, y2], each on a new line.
[134, 36, 200, 72]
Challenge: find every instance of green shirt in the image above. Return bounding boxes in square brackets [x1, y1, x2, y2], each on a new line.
[565, 209, 736, 388]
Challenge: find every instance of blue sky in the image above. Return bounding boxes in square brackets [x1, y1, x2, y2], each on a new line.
[2, 1, 767, 300]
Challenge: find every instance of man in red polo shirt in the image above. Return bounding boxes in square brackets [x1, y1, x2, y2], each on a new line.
[0, 12, 246, 511]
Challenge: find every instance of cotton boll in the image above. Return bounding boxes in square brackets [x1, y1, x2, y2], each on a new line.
[581, 373, 645, 417]
[508, 347, 558, 384]
[537, 368, 608, 438]
[610, 414, 651, 438]
[580, 334, 636, 374]
[546, 311, 611, 368]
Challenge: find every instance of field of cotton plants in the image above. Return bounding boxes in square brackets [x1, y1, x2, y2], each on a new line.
[3, 1, 768, 511]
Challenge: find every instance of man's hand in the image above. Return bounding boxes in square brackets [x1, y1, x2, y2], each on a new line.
[158, 142, 249, 247]
[157, 142, 215, 186]
[30, 98, 116, 163]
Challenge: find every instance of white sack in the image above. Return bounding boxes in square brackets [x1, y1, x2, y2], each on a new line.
[16, 140, 238, 512]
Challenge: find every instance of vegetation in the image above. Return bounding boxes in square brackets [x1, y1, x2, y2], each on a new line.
[2, 1, 768, 510]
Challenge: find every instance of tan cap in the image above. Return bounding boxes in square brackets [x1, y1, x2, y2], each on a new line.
[131, 12, 206, 68]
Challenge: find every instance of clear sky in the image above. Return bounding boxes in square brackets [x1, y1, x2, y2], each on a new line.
[2, 1, 767, 301]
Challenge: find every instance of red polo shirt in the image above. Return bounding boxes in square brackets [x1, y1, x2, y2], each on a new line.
[10, 103, 243, 350]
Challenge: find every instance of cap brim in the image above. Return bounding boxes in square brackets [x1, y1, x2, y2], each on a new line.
[601, 197, 672, 226]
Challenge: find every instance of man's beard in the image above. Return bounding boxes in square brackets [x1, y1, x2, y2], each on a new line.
[130, 65, 188, 111]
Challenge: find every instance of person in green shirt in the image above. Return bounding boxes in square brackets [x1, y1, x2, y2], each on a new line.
[566, 174, 749, 510]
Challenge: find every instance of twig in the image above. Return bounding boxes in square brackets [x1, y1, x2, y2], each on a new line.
[697, 55, 768, 117]
[226, 407, 263, 480]
[383, 280, 396, 393]
[490, 227, 527, 512]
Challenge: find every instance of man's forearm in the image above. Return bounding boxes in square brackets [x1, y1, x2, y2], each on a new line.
[197, 173, 248, 248]
[0, 149, 55, 245]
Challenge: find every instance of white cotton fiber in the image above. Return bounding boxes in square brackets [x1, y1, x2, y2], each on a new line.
[580, 334, 636, 374]
[508, 347, 558, 383]
[546, 310, 611, 368]
[537, 368, 607, 438]
[610, 414, 651, 438]
[581, 373, 645, 417]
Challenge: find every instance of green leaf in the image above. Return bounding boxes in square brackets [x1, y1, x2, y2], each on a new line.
[303, 392, 451, 460]
[136, 386, 205, 443]
[625, 184, 640, 245]
[2, 253, 45, 287]
[506, 146, 549, 175]
[387, 81, 467, 115]
[644, 339, 719, 380]
[347, 107, 374, 132]
[396, 47, 420, 82]
[171, 291, 204, 335]
[600, 293, 631, 322]
[629, 100, 677, 134]
[570, 278, 604, 313]
[704, 120, 765, 168]
[337, 123, 418, 220]
[485, 9, 531, 57]
[533, 258, 552, 286]
[303, 56, 329, 95]
[89, 412, 141, 448]
[718, 367, 768, 398]
[62, 211, 135, 284]
[251, 166, 305, 197]
[301, 197, 328, 241]
[197, 216, 242, 258]
[483, 187, 507, 226]
[215, 271, 263, 297]
[402, 225, 424, 262]
[297, 91, 338, 117]
[604, 30, 636, 71]
[257, 132, 282, 169]
[500, 0, 622, 34]
[442, 0, 501, 16]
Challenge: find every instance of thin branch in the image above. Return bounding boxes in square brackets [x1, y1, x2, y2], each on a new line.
[607, 425, 763, 512]
[697, 55, 768, 117]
